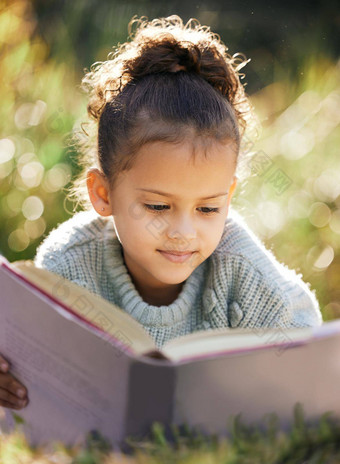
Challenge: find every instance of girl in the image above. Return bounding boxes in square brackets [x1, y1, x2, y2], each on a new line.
[0, 16, 322, 411]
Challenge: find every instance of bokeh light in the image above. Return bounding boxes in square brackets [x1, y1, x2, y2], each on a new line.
[0, 138, 15, 163]
[329, 210, 340, 235]
[24, 217, 46, 239]
[17, 153, 45, 188]
[21, 196, 44, 221]
[14, 100, 46, 130]
[42, 163, 71, 192]
[308, 202, 331, 228]
[8, 229, 30, 252]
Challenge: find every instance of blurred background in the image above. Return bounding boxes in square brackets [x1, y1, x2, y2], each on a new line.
[0, 0, 339, 319]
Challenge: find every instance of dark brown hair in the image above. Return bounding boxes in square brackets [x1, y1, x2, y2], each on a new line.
[70, 15, 256, 209]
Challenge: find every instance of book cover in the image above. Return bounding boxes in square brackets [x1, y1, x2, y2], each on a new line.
[1, 256, 339, 448]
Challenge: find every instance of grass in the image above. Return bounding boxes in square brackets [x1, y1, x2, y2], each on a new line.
[1, 404, 340, 463]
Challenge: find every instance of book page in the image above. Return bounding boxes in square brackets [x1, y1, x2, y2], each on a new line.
[0, 264, 136, 447]
[161, 325, 316, 363]
[10, 259, 157, 356]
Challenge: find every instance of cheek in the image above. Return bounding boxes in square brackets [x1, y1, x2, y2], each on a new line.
[202, 218, 226, 244]
[115, 207, 158, 246]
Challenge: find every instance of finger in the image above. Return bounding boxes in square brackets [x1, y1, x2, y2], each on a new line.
[0, 398, 28, 410]
[0, 373, 27, 399]
[0, 389, 28, 408]
[0, 355, 10, 373]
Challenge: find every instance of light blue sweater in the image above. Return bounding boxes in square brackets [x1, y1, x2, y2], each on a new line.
[34, 208, 323, 348]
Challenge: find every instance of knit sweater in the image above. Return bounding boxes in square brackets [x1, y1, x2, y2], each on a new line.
[34, 208, 323, 349]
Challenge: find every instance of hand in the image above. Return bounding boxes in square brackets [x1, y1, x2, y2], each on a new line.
[0, 354, 29, 410]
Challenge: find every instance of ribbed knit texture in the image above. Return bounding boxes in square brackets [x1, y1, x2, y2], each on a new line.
[34, 208, 323, 349]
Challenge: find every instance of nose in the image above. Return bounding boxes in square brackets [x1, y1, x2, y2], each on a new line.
[166, 214, 197, 242]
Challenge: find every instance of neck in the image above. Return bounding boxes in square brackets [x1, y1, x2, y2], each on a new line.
[133, 280, 184, 306]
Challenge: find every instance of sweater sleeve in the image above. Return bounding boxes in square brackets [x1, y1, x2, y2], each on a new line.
[214, 209, 323, 329]
[34, 244, 91, 290]
[225, 255, 323, 329]
[33, 211, 104, 294]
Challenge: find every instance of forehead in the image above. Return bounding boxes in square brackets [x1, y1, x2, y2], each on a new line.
[121, 139, 236, 197]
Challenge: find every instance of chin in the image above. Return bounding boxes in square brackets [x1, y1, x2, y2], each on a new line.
[154, 270, 193, 286]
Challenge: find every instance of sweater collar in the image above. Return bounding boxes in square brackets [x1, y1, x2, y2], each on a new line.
[102, 219, 207, 327]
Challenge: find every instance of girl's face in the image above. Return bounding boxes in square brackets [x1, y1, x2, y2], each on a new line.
[87, 139, 237, 306]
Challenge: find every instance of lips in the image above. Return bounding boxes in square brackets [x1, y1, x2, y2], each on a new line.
[158, 250, 196, 255]
[158, 250, 196, 263]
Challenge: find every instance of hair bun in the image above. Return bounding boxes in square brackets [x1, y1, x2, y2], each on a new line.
[125, 37, 202, 77]
[122, 20, 247, 110]
[82, 16, 254, 133]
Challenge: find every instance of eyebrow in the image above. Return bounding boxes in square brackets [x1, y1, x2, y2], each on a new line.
[136, 188, 229, 200]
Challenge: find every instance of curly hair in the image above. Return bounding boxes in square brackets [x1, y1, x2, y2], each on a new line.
[69, 15, 257, 210]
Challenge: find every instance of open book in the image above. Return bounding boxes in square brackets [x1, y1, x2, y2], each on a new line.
[0, 255, 339, 448]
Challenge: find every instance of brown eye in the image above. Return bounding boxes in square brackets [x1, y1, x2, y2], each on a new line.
[143, 204, 169, 212]
[198, 207, 220, 215]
